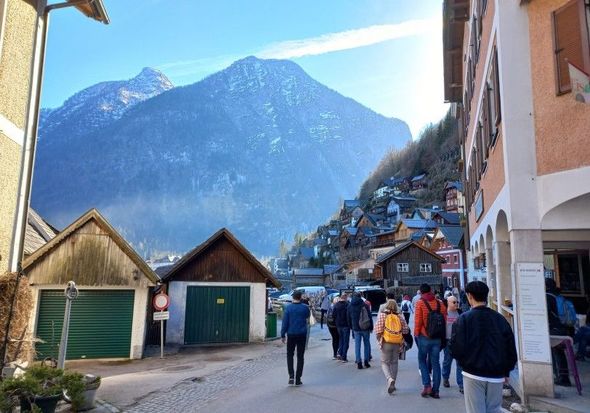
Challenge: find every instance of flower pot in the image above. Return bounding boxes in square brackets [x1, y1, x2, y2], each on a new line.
[77, 387, 98, 411]
[20, 393, 62, 413]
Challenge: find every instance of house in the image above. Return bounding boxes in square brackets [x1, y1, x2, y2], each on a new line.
[339, 200, 362, 224]
[431, 211, 461, 226]
[444, 181, 464, 213]
[162, 228, 280, 345]
[292, 268, 326, 287]
[386, 195, 417, 220]
[344, 258, 376, 286]
[323, 264, 344, 287]
[1, 1, 109, 274]
[443, 0, 590, 400]
[395, 219, 438, 242]
[374, 230, 396, 248]
[430, 225, 466, 289]
[375, 241, 444, 290]
[23, 209, 156, 360]
[410, 173, 428, 190]
[23, 209, 57, 258]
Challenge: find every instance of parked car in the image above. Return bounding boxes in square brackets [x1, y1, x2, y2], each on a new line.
[278, 286, 327, 303]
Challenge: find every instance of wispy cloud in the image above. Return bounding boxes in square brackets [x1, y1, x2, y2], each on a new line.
[157, 17, 439, 81]
[258, 18, 438, 59]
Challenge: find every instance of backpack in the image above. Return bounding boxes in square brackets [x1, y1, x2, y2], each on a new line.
[383, 313, 403, 344]
[401, 302, 409, 312]
[327, 307, 336, 328]
[422, 298, 445, 339]
[359, 306, 372, 330]
[548, 293, 577, 327]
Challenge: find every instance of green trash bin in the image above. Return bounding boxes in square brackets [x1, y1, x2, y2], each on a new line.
[266, 312, 277, 338]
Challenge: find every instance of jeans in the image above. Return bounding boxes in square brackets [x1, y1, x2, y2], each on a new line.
[417, 336, 442, 392]
[463, 375, 503, 413]
[286, 334, 306, 380]
[442, 345, 463, 388]
[354, 330, 371, 363]
[320, 310, 327, 328]
[575, 326, 590, 358]
[337, 327, 350, 360]
[328, 326, 339, 357]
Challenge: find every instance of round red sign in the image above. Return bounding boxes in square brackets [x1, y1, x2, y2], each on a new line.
[153, 293, 170, 311]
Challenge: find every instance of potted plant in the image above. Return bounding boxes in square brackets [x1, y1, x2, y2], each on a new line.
[63, 372, 101, 411]
[1, 365, 64, 413]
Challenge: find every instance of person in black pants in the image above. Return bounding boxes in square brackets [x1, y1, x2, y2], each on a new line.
[327, 297, 340, 358]
[281, 290, 311, 386]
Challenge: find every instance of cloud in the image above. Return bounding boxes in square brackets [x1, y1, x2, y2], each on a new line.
[157, 17, 439, 80]
[258, 18, 439, 59]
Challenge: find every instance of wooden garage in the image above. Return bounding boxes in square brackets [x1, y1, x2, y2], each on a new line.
[23, 209, 157, 360]
[161, 228, 280, 345]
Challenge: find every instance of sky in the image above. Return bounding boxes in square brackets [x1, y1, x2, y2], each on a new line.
[42, 0, 448, 138]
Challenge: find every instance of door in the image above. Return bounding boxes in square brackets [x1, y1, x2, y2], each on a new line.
[36, 289, 135, 360]
[184, 286, 250, 344]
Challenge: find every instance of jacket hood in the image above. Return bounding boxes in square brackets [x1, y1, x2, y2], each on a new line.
[421, 292, 435, 301]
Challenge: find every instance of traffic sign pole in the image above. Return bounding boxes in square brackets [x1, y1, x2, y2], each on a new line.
[153, 292, 170, 359]
[160, 314, 164, 359]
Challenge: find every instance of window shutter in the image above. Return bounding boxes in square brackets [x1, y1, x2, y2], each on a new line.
[493, 48, 501, 126]
[553, 0, 588, 94]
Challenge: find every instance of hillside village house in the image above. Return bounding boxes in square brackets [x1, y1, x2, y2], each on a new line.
[444, 0, 590, 403]
[430, 225, 466, 289]
[444, 181, 465, 213]
[0, 0, 108, 274]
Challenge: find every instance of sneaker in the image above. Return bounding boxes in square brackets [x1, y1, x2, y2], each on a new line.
[295, 379, 303, 386]
[357, 362, 363, 369]
[459, 388, 464, 394]
[340, 358, 348, 363]
[443, 379, 450, 388]
[430, 392, 440, 399]
[288, 378, 294, 386]
[387, 379, 396, 394]
[421, 386, 432, 397]
[364, 361, 371, 368]
[336, 355, 342, 360]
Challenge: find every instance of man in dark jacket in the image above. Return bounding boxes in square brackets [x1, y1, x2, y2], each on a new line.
[348, 292, 373, 369]
[450, 281, 517, 413]
[281, 290, 310, 386]
[332, 293, 350, 362]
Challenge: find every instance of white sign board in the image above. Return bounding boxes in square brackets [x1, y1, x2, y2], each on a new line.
[516, 263, 551, 363]
[153, 311, 170, 321]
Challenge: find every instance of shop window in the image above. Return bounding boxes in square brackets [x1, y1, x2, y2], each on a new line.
[544, 251, 589, 296]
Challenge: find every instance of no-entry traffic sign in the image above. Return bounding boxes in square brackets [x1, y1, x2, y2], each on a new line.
[153, 292, 170, 311]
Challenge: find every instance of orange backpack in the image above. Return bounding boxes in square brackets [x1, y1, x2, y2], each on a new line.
[383, 313, 403, 344]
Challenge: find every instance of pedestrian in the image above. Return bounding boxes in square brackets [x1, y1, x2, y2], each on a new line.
[442, 295, 463, 393]
[374, 299, 408, 394]
[348, 291, 373, 369]
[415, 283, 447, 398]
[320, 293, 331, 329]
[575, 308, 590, 361]
[460, 290, 470, 313]
[327, 296, 340, 359]
[379, 287, 397, 313]
[450, 281, 517, 413]
[411, 289, 421, 309]
[400, 294, 413, 324]
[333, 293, 350, 362]
[280, 290, 310, 386]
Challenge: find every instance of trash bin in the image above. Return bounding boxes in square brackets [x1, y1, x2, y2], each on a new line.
[266, 312, 277, 338]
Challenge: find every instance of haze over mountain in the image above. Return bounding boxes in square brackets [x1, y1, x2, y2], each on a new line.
[32, 57, 411, 257]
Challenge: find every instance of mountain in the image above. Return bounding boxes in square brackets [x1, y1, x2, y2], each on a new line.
[32, 56, 411, 257]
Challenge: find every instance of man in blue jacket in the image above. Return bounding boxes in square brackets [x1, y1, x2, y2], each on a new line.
[281, 290, 310, 386]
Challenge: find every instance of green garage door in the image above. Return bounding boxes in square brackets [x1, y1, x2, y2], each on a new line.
[185, 286, 250, 344]
[36, 290, 134, 360]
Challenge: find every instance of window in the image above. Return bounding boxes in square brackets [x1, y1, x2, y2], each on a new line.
[454, 254, 458, 264]
[552, 0, 590, 94]
[420, 263, 432, 273]
[397, 263, 409, 272]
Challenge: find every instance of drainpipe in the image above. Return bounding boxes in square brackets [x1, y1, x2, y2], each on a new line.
[458, 248, 465, 290]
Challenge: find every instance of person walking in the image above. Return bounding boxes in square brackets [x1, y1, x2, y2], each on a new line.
[375, 299, 408, 394]
[400, 294, 413, 324]
[348, 291, 373, 369]
[320, 293, 331, 329]
[333, 293, 350, 362]
[411, 289, 421, 309]
[415, 283, 447, 399]
[326, 296, 340, 359]
[280, 290, 310, 386]
[450, 281, 517, 413]
[442, 295, 463, 392]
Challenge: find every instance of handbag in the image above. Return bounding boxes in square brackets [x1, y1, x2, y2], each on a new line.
[403, 327, 414, 350]
[309, 311, 317, 326]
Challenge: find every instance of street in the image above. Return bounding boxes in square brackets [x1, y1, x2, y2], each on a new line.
[127, 325, 467, 412]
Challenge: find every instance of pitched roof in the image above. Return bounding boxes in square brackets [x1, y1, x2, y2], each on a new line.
[433, 211, 461, 225]
[24, 209, 57, 256]
[411, 173, 427, 181]
[343, 199, 361, 209]
[323, 264, 343, 274]
[375, 241, 445, 264]
[293, 268, 324, 276]
[401, 218, 438, 230]
[161, 228, 280, 287]
[437, 225, 464, 248]
[23, 209, 157, 284]
[445, 181, 463, 192]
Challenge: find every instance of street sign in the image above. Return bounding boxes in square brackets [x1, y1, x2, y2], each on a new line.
[153, 293, 170, 311]
[153, 311, 170, 321]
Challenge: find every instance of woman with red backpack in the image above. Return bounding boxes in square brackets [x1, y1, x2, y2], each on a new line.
[374, 299, 409, 395]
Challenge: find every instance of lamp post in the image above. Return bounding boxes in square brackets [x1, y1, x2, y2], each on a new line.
[57, 281, 78, 369]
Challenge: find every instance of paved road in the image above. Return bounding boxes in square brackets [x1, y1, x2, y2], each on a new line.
[127, 325, 467, 412]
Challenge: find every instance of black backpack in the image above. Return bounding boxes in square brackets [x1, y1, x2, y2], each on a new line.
[401, 302, 409, 312]
[422, 298, 445, 339]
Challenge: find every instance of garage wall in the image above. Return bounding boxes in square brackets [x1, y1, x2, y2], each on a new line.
[167, 281, 266, 345]
[29, 285, 149, 360]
